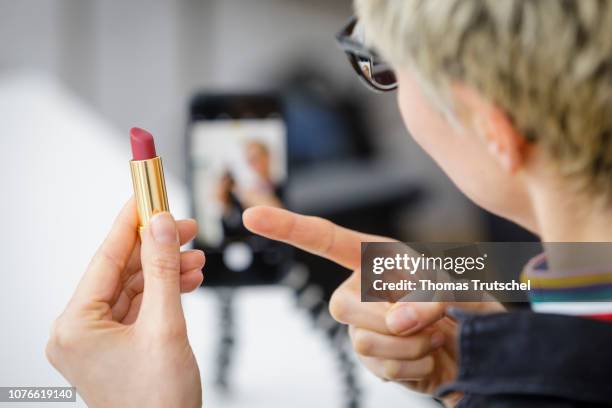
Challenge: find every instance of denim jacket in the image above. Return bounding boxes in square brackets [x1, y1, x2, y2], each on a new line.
[436, 310, 612, 407]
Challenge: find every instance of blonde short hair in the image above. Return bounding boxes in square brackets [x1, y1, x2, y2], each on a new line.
[356, 0, 612, 196]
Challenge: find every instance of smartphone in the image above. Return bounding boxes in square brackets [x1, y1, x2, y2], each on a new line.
[187, 93, 291, 286]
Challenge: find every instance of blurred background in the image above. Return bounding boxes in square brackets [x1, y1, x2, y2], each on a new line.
[0, 1, 535, 407]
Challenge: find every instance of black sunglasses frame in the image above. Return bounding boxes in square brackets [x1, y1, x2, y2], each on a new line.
[335, 17, 398, 93]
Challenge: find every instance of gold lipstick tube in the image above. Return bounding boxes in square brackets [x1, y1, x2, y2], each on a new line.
[129, 156, 170, 234]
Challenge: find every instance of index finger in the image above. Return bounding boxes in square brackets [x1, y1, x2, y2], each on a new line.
[243, 206, 391, 270]
[73, 198, 138, 304]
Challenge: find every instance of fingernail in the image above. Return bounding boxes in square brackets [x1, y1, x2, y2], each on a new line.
[243, 208, 270, 232]
[387, 306, 418, 334]
[431, 332, 445, 348]
[150, 212, 177, 243]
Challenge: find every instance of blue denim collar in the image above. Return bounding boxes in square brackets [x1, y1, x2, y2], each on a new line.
[437, 310, 612, 405]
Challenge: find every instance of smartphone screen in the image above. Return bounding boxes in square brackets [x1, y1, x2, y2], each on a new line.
[187, 94, 290, 286]
[191, 118, 287, 246]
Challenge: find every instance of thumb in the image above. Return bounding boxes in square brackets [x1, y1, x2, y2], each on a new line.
[138, 212, 184, 328]
[385, 301, 505, 336]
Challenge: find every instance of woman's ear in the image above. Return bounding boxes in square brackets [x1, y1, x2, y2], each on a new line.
[452, 83, 527, 173]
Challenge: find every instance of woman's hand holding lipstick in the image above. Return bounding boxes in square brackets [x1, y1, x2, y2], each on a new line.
[46, 199, 204, 408]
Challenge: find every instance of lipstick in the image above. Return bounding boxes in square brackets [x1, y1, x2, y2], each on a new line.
[129, 127, 170, 234]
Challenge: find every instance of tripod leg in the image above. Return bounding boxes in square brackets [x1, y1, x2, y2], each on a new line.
[214, 288, 235, 392]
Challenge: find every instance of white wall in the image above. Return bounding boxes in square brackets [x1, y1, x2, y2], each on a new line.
[0, 0, 414, 174]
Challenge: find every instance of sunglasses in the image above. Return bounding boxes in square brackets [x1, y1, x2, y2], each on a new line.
[335, 17, 397, 93]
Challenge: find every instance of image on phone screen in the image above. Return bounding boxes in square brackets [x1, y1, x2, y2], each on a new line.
[191, 117, 287, 247]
